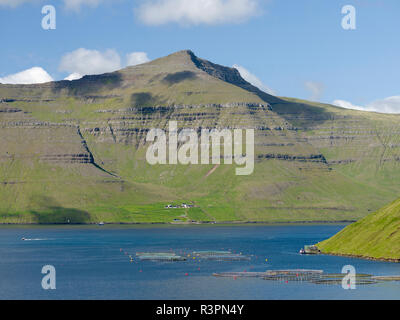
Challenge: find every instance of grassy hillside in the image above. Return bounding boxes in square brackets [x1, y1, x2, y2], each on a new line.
[1, 50, 400, 224]
[317, 198, 400, 261]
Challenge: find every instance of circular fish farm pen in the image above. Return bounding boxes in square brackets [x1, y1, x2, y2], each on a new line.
[371, 275, 400, 281]
[263, 270, 324, 283]
[198, 254, 251, 261]
[135, 252, 187, 261]
[193, 250, 251, 261]
[193, 251, 233, 256]
[213, 270, 323, 279]
[213, 270, 400, 286]
[310, 274, 378, 286]
[132, 250, 251, 262]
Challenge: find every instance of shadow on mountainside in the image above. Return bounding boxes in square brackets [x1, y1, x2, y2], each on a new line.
[50, 72, 124, 97]
[162, 71, 197, 85]
[29, 196, 90, 224]
[270, 101, 335, 129]
[131, 92, 158, 107]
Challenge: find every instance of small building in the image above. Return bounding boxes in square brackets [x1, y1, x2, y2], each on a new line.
[303, 245, 321, 254]
[165, 203, 194, 209]
[181, 203, 194, 208]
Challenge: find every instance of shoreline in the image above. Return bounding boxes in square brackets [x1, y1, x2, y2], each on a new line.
[320, 251, 400, 263]
[0, 220, 355, 226]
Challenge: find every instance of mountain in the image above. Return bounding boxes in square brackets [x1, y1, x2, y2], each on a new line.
[1, 50, 400, 224]
[317, 197, 400, 261]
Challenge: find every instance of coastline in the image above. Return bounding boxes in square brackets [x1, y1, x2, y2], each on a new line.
[0, 220, 355, 226]
[319, 251, 400, 263]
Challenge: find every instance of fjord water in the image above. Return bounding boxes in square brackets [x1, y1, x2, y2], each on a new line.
[0, 224, 399, 300]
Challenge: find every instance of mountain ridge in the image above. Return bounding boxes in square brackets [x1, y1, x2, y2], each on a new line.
[0, 50, 399, 224]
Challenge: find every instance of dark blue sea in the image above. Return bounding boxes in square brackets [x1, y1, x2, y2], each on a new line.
[0, 224, 399, 300]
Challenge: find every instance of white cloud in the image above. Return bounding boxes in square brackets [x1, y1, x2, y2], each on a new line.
[0, 67, 53, 84]
[137, 0, 260, 26]
[305, 81, 324, 101]
[59, 48, 121, 76]
[59, 48, 151, 79]
[333, 96, 400, 114]
[332, 100, 365, 111]
[64, 72, 83, 81]
[233, 64, 275, 95]
[126, 52, 150, 66]
[368, 96, 400, 113]
[63, 0, 104, 11]
[1, 48, 150, 84]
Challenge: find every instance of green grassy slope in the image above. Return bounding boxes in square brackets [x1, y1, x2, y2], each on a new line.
[317, 198, 400, 260]
[0, 50, 399, 224]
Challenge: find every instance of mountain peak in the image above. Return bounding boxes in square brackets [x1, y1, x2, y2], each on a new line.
[183, 50, 281, 104]
[149, 49, 280, 103]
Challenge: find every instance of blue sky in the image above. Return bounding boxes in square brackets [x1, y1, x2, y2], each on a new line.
[0, 0, 399, 112]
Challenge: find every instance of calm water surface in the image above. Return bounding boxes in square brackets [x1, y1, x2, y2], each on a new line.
[0, 224, 399, 300]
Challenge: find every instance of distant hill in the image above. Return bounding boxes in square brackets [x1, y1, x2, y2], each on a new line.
[317, 198, 400, 261]
[1, 50, 400, 224]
